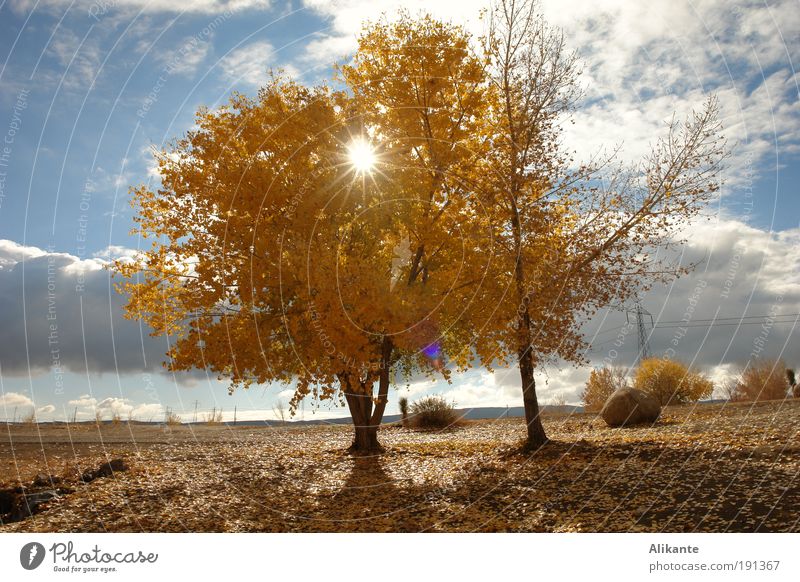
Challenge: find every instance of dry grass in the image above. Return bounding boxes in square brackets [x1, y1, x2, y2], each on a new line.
[1, 399, 798, 533]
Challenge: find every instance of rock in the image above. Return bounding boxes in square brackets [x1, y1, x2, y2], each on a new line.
[81, 471, 97, 483]
[33, 473, 60, 487]
[96, 458, 127, 477]
[601, 388, 661, 427]
[9, 490, 59, 521]
[0, 488, 15, 515]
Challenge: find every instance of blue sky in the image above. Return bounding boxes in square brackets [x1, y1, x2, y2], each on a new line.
[1, 0, 799, 422]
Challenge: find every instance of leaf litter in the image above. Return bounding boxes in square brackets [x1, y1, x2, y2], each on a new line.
[1, 400, 797, 532]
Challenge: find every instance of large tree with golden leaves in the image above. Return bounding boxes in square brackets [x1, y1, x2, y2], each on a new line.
[113, 15, 491, 452]
[114, 6, 725, 453]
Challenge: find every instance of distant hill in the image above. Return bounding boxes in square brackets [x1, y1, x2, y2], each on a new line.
[5, 400, 739, 428]
[199, 404, 585, 427]
[8, 404, 586, 427]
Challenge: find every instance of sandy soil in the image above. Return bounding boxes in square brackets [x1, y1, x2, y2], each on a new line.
[1, 399, 798, 532]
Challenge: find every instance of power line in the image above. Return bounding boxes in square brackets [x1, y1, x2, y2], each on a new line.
[654, 320, 799, 329]
[587, 312, 799, 353]
[654, 313, 800, 325]
[590, 313, 799, 336]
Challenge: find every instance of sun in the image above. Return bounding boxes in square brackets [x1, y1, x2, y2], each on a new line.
[347, 139, 376, 175]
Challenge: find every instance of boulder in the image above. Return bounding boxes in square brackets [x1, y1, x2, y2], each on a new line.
[96, 458, 127, 477]
[33, 473, 60, 487]
[9, 490, 59, 521]
[0, 488, 15, 515]
[601, 388, 661, 427]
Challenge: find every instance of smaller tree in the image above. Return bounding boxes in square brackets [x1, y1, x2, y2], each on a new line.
[728, 359, 791, 402]
[272, 400, 287, 425]
[634, 358, 713, 406]
[582, 367, 629, 412]
[786, 368, 799, 398]
[398, 396, 409, 428]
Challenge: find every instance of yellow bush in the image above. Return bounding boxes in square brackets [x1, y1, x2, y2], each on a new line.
[728, 358, 790, 402]
[633, 358, 713, 405]
[582, 367, 629, 412]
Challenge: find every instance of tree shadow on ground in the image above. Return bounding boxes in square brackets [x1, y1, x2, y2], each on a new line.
[246, 437, 800, 532]
[5, 430, 798, 533]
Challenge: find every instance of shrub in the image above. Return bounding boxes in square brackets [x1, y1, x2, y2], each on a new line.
[272, 400, 287, 424]
[409, 396, 460, 430]
[203, 407, 223, 425]
[165, 407, 182, 426]
[787, 368, 799, 398]
[582, 366, 629, 412]
[728, 358, 791, 402]
[398, 396, 409, 427]
[634, 358, 714, 405]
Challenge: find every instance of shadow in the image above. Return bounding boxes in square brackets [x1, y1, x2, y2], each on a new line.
[276, 436, 800, 533]
[247, 452, 444, 532]
[5, 418, 797, 533]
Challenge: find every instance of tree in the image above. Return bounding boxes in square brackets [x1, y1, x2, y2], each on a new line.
[398, 396, 409, 428]
[334, 13, 492, 449]
[728, 358, 791, 402]
[272, 400, 287, 425]
[113, 7, 725, 452]
[786, 368, 798, 398]
[470, 0, 726, 447]
[633, 358, 714, 405]
[112, 16, 489, 453]
[582, 367, 629, 412]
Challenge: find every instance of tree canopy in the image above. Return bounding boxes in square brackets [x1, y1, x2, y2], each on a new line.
[113, 4, 725, 451]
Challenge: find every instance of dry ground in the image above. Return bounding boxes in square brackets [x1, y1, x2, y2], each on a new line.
[1, 399, 798, 532]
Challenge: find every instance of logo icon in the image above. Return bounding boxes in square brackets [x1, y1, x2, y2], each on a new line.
[20, 542, 46, 570]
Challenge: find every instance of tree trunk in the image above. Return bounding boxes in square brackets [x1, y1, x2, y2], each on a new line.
[509, 196, 549, 449]
[341, 372, 385, 454]
[351, 423, 382, 452]
[518, 344, 548, 448]
[367, 336, 393, 433]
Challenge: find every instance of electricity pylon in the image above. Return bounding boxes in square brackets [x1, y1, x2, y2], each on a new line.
[626, 302, 654, 365]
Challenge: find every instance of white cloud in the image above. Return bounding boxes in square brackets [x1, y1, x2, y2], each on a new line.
[37, 404, 57, 415]
[0, 240, 175, 377]
[300, 0, 800, 188]
[218, 40, 301, 87]
[301, 0, 488, 63]
[10, 0, 271, 15]
[0, 239, 107, 274]
[157, 37, 214, 77]
[64, 394, 164, 421]
[130, 403, 164, 421]
[0, 391, 35, 409]
[93, 245, 140, 261]
[96, 397, 133, 413]
[0, 240, 47, 269]
[68, 394, 98, 408]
